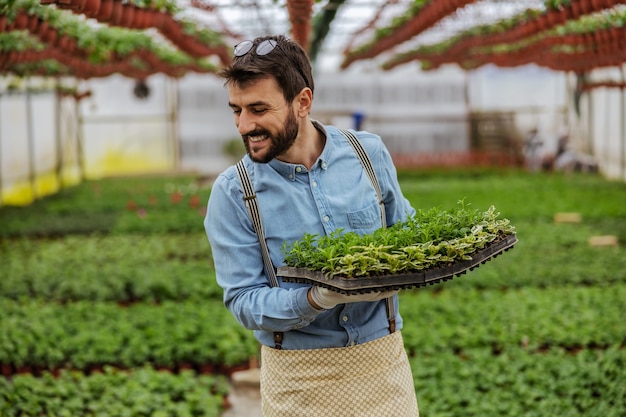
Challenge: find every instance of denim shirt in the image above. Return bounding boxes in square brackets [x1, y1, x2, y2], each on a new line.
[204, 123, 415, 350]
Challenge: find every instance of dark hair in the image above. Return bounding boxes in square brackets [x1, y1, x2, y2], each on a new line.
[218, 35, 314, 103]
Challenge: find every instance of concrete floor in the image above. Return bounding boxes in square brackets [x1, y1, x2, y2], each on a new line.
[221, 368, 262, 417]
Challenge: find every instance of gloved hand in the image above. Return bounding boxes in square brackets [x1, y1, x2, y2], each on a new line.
[308, 286, 399, 310]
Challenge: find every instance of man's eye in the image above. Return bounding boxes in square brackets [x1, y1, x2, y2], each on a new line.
[252, 108, 267, 114]
[232, 109, 241, 114]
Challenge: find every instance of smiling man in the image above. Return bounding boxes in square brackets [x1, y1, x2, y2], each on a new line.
[204, 35, 419, 416]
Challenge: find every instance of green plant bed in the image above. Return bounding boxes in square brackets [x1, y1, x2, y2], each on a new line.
[0, 233, 221, 303]
[399, 284, 626, 356]
[435, 220, 626, 290]
[397, 171, 626, 222]
[411, 345, 625, 417]
[0, 300, 258, 373]
[0, 366, 229, 417]
[0, 176, 209, 237]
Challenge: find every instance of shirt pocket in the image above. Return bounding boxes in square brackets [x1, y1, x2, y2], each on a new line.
[347, 202, 381, 230]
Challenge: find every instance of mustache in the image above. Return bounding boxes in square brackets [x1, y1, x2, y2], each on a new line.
[242, 130, 270, 140]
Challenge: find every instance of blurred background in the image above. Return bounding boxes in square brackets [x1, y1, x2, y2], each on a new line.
[1, 1, 625, 416]
[1, 0, 625, 205]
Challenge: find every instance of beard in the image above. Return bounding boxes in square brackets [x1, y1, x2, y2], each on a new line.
[244, 109, 299, 163]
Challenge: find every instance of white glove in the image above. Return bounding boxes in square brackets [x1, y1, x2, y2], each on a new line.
[309, 286, 399, 310]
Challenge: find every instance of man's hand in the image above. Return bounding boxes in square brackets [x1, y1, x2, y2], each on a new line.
[308, 286, 399, 310]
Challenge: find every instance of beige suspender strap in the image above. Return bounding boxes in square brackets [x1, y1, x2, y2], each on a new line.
[339, 129, 396, 333]
[236, 160, 284, 349]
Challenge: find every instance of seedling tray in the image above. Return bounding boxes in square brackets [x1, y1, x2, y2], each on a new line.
[278, 234, 518, 294]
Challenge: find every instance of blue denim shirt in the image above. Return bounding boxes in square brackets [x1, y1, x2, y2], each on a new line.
[204, 123, 415, 350]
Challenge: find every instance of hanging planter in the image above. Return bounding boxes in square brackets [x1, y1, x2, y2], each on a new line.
[35, 19, 48, 37]
[26, 14, 39, 32]
[342, 0, 479, 69]
[96, 0, 114, 21]
[110, 0, 124, 26]
[78, 0, 101, 18]
[12, 12, 30, 30]
[120, 3, 135, 27]
[131, 6, 148, 29]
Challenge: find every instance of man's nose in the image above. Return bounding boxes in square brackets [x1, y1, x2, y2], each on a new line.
[237, 110, 255, 135]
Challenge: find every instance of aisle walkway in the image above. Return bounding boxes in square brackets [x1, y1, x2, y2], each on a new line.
[221, 368, 262, 417]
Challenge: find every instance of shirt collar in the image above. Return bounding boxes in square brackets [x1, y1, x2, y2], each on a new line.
[268, 120, 331, 181]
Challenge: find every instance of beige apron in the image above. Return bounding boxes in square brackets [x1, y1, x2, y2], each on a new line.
[260, 331, 419, 417]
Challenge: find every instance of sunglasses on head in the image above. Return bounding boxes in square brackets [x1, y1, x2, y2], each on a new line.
[233, 39, 310, 89]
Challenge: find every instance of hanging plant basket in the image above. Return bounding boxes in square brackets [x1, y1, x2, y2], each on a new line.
[97, 0, 115, 21]
[12, 13, 30, 30]
[110, 1, 124, 26]
[79, 0, 102, 17]
[120, 4, 135, 27]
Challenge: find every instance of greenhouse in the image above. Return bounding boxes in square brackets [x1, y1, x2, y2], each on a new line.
[1, 1, 625, 416]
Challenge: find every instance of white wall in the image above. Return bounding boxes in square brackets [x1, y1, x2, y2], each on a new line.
[467, 63, 568, 159]
[2, 61, 624, 206]
[78, 74, 177, 178]
[0, 81, 82, 206]
[578, 66, 626, 181]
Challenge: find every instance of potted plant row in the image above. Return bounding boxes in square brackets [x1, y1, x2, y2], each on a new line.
[0, 299, 258, 376]
[381, 4, 626, 72]
[32, 0, 232, 63]
[0, 366, 230, 417]
[351, 0, 626, 72]
[341, 0, 478, 69]
[0, 1, 218, 78]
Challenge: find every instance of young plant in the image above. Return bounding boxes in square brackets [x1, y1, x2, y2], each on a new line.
[283, 201, 516, 278]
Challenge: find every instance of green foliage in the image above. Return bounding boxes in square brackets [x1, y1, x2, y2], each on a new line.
[0, 0, 222, 77]
[0, 169, 624, 416]
[0, 367, 228, 416]
[0, 175, 208, 237]
[222, 137, 247, 161]
[0, 300, 258, 370]
[283, 201, 515, 277]
[412, 345, 625, 417]
[0, 233, 220, 302]
[400, 285, 626, 355]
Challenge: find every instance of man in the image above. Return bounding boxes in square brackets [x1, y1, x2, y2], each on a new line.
[204, 34, 419, 416]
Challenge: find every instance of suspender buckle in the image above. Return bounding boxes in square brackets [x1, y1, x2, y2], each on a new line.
[274, 332, 284, 349]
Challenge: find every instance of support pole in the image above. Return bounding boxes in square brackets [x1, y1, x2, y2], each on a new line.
[26, 80, 38, 200]
[619, 65, 626, 181]
[0, 90, 3, 207]
[168, 77, 180, 171]
[77, 104, 86, 181]
[54, 81, 63, 189]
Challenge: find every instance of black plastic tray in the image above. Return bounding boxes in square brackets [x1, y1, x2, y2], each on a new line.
[278, 234, 518, 294]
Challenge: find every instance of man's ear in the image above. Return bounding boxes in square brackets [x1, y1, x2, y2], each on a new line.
[295, 88, 313, 117]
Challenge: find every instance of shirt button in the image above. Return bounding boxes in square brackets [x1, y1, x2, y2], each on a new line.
[296, 167, 302, 172]
[321, 162, 328, 169]
[312, 181, 318, 187]
[342, 315, 349, 322]
[323, 215, 330, 222]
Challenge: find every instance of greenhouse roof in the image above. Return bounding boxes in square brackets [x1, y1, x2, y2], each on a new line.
[189, 0, 546, 71]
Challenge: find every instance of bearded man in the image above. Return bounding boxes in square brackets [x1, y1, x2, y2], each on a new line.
[204, 34, 419, 416]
